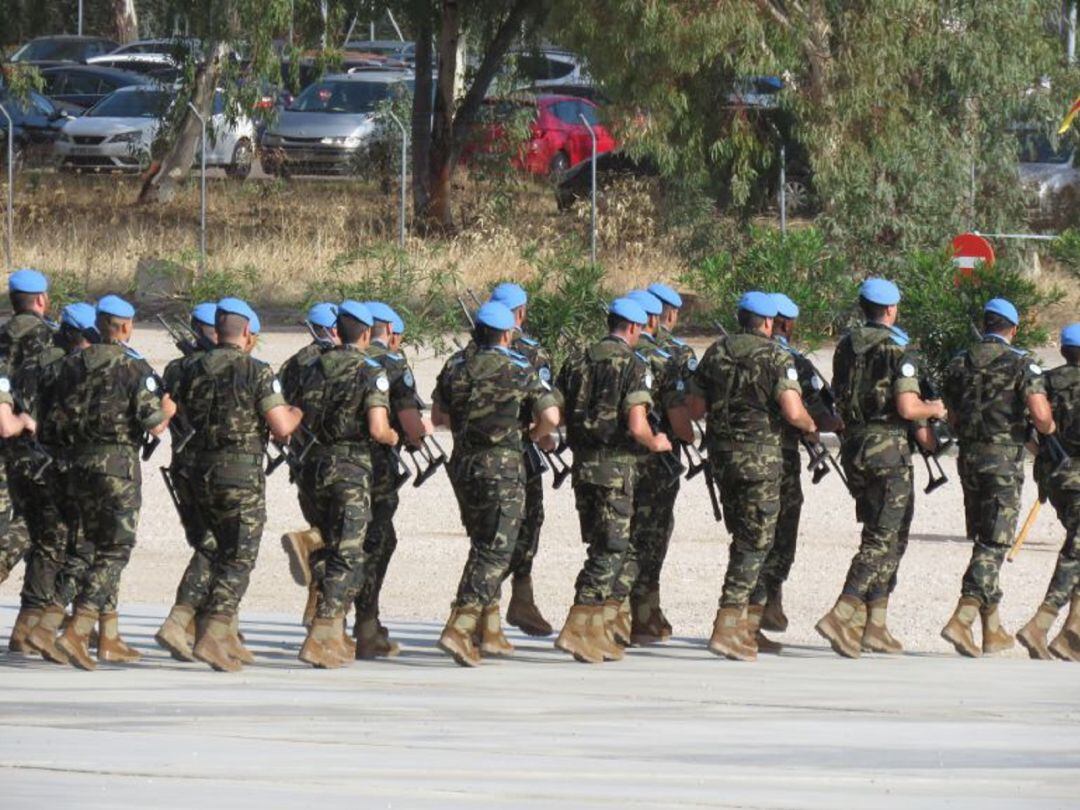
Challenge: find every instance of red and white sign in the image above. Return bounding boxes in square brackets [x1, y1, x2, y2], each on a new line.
[951, 232, 995, 275]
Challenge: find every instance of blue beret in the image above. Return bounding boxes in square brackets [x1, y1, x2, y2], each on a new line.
[859, 278, 901, 306]
[217, 297, 257, 325]
[1059, 323, 1080, 348]
[306, 302, 338, 329]
[609, 297, 649, 326]
[490, 282, 528, 310]
[249, 311, 262, 335]
[738, 290, 778, 318]
[771, 293, 799, 320]
[363, 300, 403, 333]
[476, 301, 515, 331]
[626, 289, 663, 316]
[647, 282, 682, 309]
[97, 294, 135, 319]
[192, 302, 217, 327]
[984, 297, 1019, 326]
[61, 302, 96, 331]
[8, 268, 48, 294]
[338, 299, 373, 327]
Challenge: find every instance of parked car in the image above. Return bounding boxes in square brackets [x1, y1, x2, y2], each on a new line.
[509, 47, 591, 91]
[86, 53, 180, 83]
[55, 86, 255, 178]
[40, 65, 153, 111]
[0, 87, 71, 167]
[104, 37, 204, 61]
[1017, 129, 1080, 228]
[260, 71, 413, 176]
[344, 40, 416, 65]
[8, 35, 118, 66]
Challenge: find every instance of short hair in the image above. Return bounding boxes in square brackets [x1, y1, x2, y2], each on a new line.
[95, 314, 128, 337]
[859, 297, 890, 321]
[193, 321, 217, 343]
[372, 321, 392, 340]
[607, 313, 634, 332]
[774, 315, 794, 331]
[57, 324, 85, 350]
[337, 312, 371, 344]
[9, 291, 39, 313]
[215, 312, 249, 340]
[473, 324, 504, 347]
[1063, 346, 1080, 364]
[737, 309, 767, 331]
[982, 311, 1015, 335]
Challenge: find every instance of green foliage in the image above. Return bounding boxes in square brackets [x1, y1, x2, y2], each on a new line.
[1050, 228, 1080, 278]
[43, 270, 89, 313]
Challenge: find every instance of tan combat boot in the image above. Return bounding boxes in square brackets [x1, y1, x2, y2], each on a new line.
[761, 584, 788, 633]
[97, 612, 141, 663]
[354, 611, 400, 659]
[224, 614, 255, 665]
[708, 606, 756, 661]
[814, 595, 864, 659]
[302, 581, 319, 628]
[980, 604, 1015, 655]
[26, 605, 70, 664]
[479, 603, 514, 657]
[56, 606, 99, 671]
[281, 528, 322, 587]
[862, 598, 903, 654]
[155, 604, 197, 661]
[941, 597, 982, 657]
[9, 606, 43, 655]
[1017, 603, 1058, 661]
[438, 604, 482, 667]
[747, 605, 782, 655]
[1049, 594, 1080, 662]
[603, 600, 630, 647]
[648, 587, 673, 639]
[554, 604, 604, 664]
[299, 616, 348, 668]
[193, 614, 243, 672]
[629, 593, 658, 645]
[588, 605, 624, 661]
[616, 599, 633, 646]
[505, 576, 553, 637]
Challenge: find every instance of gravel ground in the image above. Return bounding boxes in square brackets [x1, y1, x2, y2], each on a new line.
[1, 327, 1073, 656]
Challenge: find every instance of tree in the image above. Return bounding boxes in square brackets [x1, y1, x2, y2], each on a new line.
[113, 0, 139, 43]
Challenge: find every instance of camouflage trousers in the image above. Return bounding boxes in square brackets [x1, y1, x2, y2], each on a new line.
[301, 451, 372, 619]
[612, 456, 679, 603]
[506, 470, 544, 581]
[572, 460, 637, 606]
[840, 432, 915, 602]
[190, 455, 267, 617]
[751, 446, 803, 606]
[1042, 461, 1080, 608]
[0, 465, 30, 583]
[169, 460, 217, 611]
[712, 444, 782, 608]
[957, 445, 1024, 607]
[354, 446, 399, 617]
[68, 451, 142, 613]
[450, 450, 525, 609]
[10, 452, 70, 610]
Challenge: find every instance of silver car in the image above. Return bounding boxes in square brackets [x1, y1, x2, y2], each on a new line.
[55, 85, 255, 177]
[1017, 129, 1080, 228]
[260, 71, 412, 176]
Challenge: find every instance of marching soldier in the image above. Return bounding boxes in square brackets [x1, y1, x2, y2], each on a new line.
[815, 279, 944, 659]
[431, 301, 560, 667]
[1017, 323, 1080, 662]
[554, 298, 670, 664]
[940, 299, 1055, 657]
[687, 291, 818, 662]
[174, 298, 302, 671]
[295, 300, 399, 668]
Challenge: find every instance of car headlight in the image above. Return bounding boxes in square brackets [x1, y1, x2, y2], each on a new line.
[109, 131, 141, 144]
[320, 135, 363, 148]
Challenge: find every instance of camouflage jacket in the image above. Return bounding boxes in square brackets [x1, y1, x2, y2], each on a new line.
[775, 335, 834, 450]
[366, 340, 423, 430]
[942, 336, 1046, 448]
[22, 344, 68, 447]
[162, 349, 206, 460]
[298, 345, 389, 453]
[0, 312, 54, 381]
[637, 331, 686, 433]
[689, 329, 800, 450]
[173, 344, 285, 458]
[433, 344, 557, 458]
[1043, 362, 1079, 458]
[832, 323, 920, 436]
[279, 340, 327, 405]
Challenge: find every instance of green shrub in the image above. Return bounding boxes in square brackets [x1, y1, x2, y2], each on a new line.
[1050, 228, 1080, 278]
[521, 256, 612, 367]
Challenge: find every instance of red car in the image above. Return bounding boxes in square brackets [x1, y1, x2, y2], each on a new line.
[468, 94, 617, 176]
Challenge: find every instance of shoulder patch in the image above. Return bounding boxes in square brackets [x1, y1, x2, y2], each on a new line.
[676, 378, 685, 392]
[785, 367, 799, 381]
[811, 375, 823, 391]
[403, 369, 415, 388]
[0, 377, 10, 393]
[687, 357, 698, 371]
[272, 378, 283, 394]
[538, 366, 552, 383]
[644, 370, 654, 389]
[375, 374, 390, 392]
[145, 376, 158, 393]
[900, 362, 917, 378]
[1029, 363, 1043, 376]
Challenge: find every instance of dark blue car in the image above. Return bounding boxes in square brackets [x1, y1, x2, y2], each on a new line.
[40, 65, 152, 110]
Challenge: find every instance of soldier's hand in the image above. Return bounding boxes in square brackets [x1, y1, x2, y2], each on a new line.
[161, 393, 178, 420]
[914, 425, 938, 454]
[928, 399, 947, 421]
[19, 413, 36, 436]
[421, 416, 435, 436]
[819, 413, 844, 434]
[536, 433, 557, 453]
[382, 428, 400, 447]
[651, 432, 673, 454]
[804, 431, 820, 445]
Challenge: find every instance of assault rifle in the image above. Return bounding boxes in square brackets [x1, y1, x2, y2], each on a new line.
[156, 314, 210, 357]
[121, 342, 193, 461]
[265, 424, 318, 478]
[915, 372, 952, 494]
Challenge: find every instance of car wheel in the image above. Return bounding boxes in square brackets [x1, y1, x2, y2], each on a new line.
[227, 138, 253, 180]
[549, 151, 570, 176]
[777, 179, 811, 215]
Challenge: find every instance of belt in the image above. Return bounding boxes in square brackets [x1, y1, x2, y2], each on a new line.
[70, 443, 138, 458]
[193, 450, 263, 466]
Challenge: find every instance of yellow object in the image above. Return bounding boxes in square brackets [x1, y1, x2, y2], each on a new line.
[1007, 499, 1042, 562]
[1058, 96, 1080, 135]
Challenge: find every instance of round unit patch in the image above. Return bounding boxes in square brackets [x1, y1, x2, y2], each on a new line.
[538, 366, 552, 383]
[900, 362, 916, 378]
[811, 375, 823, 391]
[272, 379, 283, 394]
[403, 370, 415, 388]
[676, 379, 686, 392]
[1029, 363, 1043, 376]
[0, 377, 10, 394]
[145, 376, 158, 393]
[644, 371, 654, 389]
[687, 357, 699, 372]
[786, 367, 798, 381]
[376, 375, 390, 392]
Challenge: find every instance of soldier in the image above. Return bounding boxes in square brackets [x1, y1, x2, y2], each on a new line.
[612, 288, 693, 647]
[154, 303, 221, 662]
[295, 300, 399, 669]
[175, 298, 303, 672]
[814, 279, 944, 659]
[940, 298, 1055, 657]
[1017, 323, 1080, 662]
[686, 291, 817, 662]
[431, 301, 560, 667]
[27, 295, 176, 670]
[751, 293, 843, 652]
[352, 300, 432, 659]
[0, 269, 54, 592]
[554, 297, 670, 664]
[488, 281, 560, 641]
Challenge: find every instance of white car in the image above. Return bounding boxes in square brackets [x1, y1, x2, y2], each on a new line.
[55, 85, 255, 178]
[1017, 130, 1080, 228]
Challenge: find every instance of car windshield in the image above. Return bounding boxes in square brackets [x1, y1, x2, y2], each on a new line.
[1017, 131, 1072, 164]
[86, 90, 170, 119]
[288, 79, 410, 113]
[12, 39, 96, 62]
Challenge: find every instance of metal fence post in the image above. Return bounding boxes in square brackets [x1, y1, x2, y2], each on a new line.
[579, 113, 597, 265]
[386, 111, 408, 249]
[779, 143, 787, 234]
[187, 102, 207, 275]
[0, 103, 13, 271]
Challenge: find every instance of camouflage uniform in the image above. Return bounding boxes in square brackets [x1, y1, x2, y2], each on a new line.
[297, 346, 388, 618]
[433, 344, 556, 608]
[174, 345, 284, 617]
[281, 341, 330, 526]
[556, 336, 652, 606]
[690, 330, 800, 607]
[45, 341, 166, 612]
[943, 336, 1046, 607]
[832, 323, 920, 601]
[1037, 361, 1080, 608]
